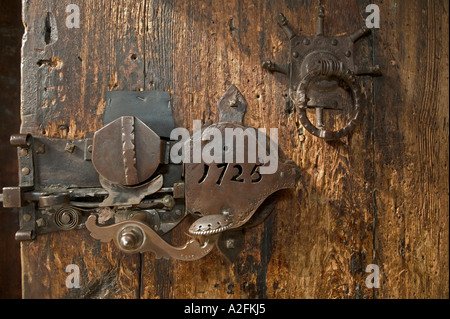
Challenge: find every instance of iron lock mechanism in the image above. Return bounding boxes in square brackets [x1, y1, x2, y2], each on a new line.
[1, 86, 298, 262]
[262, 5, 382, 141]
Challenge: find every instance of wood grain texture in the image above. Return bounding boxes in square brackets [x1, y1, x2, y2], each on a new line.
[139, 0, 375, 299]
[373, 0, 449, 299]
[20, 0, 145, 298]
[21, 230, 140, 298]
[18, 0, 448, 299]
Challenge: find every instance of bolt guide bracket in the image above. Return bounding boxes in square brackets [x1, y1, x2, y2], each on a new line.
[1, 5, 380, 263]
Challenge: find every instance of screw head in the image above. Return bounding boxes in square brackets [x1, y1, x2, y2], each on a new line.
[303, 38, 310, 45]
[60, 212, 72, 224]
[345, 50, 352, 57]
[19, 148, 28, 157]
[292, 51, 299, 58]
[226, 239, 235, 249]
[331, 39, 338, 46]
[65, 142, 76, 153]
[221, 210, 232, 218]
[228, 98, 238, 107]
[21, 167, 30, 175]
[36, 218, 45, 228]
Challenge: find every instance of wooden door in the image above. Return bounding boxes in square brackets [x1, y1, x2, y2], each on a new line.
[17, 0, 448, 299]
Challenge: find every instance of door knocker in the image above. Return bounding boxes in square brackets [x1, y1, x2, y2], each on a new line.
[263, 5, 382, 140]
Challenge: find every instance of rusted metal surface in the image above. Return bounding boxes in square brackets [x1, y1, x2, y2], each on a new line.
[92, 116, 161, 186]
[121, 116, 139, 185]
[33, 137, 100, 188]
[2, 126, 184, 243]
[172, 182, 185, 199]
[10, 133, 31, 147]
[53, 206, 81, 230]
[16, 204, 36, 241]
[12, 134, 35, 188]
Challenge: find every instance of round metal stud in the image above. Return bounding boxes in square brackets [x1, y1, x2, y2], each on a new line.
[118, 227, 143, 251]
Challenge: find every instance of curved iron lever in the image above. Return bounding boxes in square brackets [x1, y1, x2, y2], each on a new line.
[86, 214, 217, 260]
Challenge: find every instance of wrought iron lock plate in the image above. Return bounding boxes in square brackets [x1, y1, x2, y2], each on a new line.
[1, 87, 298, 262]
[262, 5, 381, 140]
[183, 85, 297, 261]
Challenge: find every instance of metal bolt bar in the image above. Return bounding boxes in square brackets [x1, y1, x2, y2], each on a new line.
[316, 108, 325, 128]
[350, 26, 370, 43]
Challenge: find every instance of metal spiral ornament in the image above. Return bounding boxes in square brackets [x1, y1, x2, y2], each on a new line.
[54, 206, 81, 230]
[319, 59, 343, 77]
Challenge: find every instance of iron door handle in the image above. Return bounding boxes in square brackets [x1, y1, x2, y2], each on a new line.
[292, 60, 363, 141]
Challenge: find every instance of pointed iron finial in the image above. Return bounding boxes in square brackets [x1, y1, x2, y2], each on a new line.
[217, 85, 247, 123]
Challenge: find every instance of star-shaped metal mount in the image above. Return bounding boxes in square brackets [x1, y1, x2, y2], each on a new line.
[263, 6, 381, 140]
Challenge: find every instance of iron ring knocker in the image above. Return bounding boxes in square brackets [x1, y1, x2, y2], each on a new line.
[292, 60, 363, 141]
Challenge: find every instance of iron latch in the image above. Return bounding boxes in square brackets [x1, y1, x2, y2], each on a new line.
[1, 87, 297, 262]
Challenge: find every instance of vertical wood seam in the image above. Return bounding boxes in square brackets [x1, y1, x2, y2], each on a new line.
[140, 0, 147, 299]
[369, 0, 377, 300]
[139, 253, 144, 298]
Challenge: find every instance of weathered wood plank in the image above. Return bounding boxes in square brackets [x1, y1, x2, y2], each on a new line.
[20, 0, 145, 298]
[264, 0, 375, 299]
[140, 0, 375, 299]
[18, 0, 448, 299]
[373, 0, 449, 299]
[21, 230, 141, 299]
